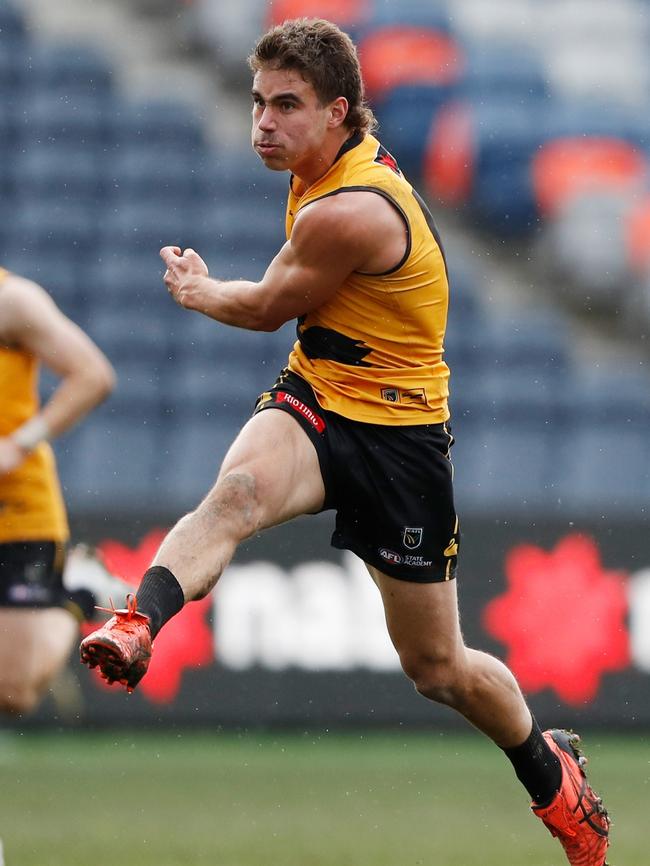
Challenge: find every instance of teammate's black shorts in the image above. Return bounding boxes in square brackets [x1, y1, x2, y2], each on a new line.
[254, 370, 460, 583]
[0, 541, 67, 607]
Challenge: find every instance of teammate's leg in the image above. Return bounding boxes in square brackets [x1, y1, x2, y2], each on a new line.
[0, 607, 78, 714]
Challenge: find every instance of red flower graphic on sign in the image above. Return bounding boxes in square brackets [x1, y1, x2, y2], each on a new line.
[483, 534, 630, 705]
[82, 529, 214, 703]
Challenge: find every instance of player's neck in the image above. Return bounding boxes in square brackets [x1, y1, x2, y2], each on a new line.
[293, 129, 355, 192]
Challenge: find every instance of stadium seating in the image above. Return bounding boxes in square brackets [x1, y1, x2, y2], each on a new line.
[22, 42, 114, 98]
[0, 0, 26, 42]
[266, 0, 371, 37]
[2, 0, 649, 519]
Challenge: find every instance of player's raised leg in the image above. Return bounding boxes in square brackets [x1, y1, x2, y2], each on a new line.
[80, 408, 326, 689]
[369, 566, 610, 866]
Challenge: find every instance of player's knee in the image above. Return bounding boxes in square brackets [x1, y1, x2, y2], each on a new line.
[0, 681, 41, 715]
[401, 652, 465, 707]
[202, 471, 261, 539]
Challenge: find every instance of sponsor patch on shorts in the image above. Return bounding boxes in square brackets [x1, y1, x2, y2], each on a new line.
[379, 548, 403, 565]
[402, 526, 423, 550]
[403, 555, 433, 567]
[276, 391, 326, 433]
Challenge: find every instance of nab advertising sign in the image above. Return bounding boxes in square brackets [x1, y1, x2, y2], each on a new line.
[17, 513, 650, 729]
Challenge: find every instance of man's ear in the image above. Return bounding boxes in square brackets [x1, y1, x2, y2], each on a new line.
[329, 96, 349, 128]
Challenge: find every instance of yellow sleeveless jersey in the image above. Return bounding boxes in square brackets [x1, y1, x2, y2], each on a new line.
[286, 133, 450, 425]
[0, 268, 69, 543]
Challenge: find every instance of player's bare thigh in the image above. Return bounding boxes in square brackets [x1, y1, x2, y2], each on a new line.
[366, 564, 464, 664]
[0, 607, 78, 711]
[215, 406, 326, 531]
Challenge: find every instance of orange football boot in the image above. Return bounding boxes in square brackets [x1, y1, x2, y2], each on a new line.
[533, 729, 610, 866]
[79, 594, 152, 692]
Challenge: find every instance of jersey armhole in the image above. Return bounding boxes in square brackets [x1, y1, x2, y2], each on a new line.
[297, 186, 412, 276]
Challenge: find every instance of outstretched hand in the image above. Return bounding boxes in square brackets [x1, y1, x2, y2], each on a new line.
[160, 246, 210, 309]
[0, 436, 27, 476]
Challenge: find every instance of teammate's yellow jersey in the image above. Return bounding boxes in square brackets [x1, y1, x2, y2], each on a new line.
[0, 268, 69, 543]
[286, 133, 450, 425]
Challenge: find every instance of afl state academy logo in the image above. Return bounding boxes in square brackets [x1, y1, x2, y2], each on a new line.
[379, 548, 403, 565]
[402, 527, 423, 550]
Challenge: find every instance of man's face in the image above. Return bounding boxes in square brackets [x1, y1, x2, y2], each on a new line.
[251, 66, 333, 176]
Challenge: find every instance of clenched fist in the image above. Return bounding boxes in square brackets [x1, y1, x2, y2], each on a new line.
[160, 246, 210, 310]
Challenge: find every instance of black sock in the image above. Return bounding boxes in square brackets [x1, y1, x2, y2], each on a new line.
[135, 566, 185, 639]
[502, 718, 562, 806]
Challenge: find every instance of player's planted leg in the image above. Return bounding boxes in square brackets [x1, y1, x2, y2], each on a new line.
[533, 730, 610, 866]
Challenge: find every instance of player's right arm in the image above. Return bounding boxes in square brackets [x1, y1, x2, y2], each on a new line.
[161, 188, 408, 331]
[0, 274, 116, 474]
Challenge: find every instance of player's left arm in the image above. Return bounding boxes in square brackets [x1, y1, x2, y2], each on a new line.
[160, 191, 406, 331]
[2, 275, 116, 456]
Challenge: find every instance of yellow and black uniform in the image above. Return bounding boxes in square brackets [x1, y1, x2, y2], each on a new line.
[255, 135, 460, 582]
[287, 133, 450, 426]
[0, 267, 69, 607]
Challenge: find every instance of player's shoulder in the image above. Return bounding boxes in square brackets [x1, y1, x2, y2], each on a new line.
[0, 273, 57, 338]
[296, 187, 398, 240]
[1, 271, 49, 301]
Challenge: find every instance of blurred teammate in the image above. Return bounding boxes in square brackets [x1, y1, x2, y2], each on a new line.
[0, 267, 115, 714]
[80, 19, 610, 865]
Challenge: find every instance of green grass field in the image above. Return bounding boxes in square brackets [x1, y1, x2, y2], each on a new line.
[0, 730, 645, 865]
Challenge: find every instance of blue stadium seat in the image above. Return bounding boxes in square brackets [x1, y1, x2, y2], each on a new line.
[97, 201, 192, 255]
[451, 363, 564, 511]
[557, 423, 650, 511]
[87, 251, 165, 302]
[109, 359, 166, 412]
[0, 40, 28, 97]
[81, 307, 172, 367]
[107, 146, 200, 203]
[12, 146, 104, 204]
[16, 92, 110, 148]
[458, 100, 548, 233]
[363, 0, 451, 32]
[0, 252, 81, 317]
[453, 417, 558, 512]
[4, 201, 98, 260]
[22, 42, 114, 98]
[538, 99, 650, 151]
[170, 314, 284, 397]
[481, 312, 570, 376]
[165, 360, 261, 416]
[0, 1, 27, 42]
[449, 310, 570, 392]
[374, 85, 454, 181]
[57, 408, 161, 510]
[549, 368, 650, 511]
[193, 196, 285, 272]
[108, 100, 206, 159]
[159, 415, 240, 509]
[195, 150, 288, 209]
[459, 44, 550, 102]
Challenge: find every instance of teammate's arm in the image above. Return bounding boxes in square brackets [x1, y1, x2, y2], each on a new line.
[161, 191, 408, 331]
[0, 275, 115, 473]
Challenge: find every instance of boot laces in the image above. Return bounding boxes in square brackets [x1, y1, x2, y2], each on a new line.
[95, 592, 139, 619]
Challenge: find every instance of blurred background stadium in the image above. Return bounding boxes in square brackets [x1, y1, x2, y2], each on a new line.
[1, 0, 648, 863]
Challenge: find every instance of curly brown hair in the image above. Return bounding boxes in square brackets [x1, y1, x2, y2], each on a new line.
[248, 18, 377, 135]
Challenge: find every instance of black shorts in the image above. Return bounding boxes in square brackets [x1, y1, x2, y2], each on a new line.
[254, 370, 460, 582]
[0, 541, 67, 608]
